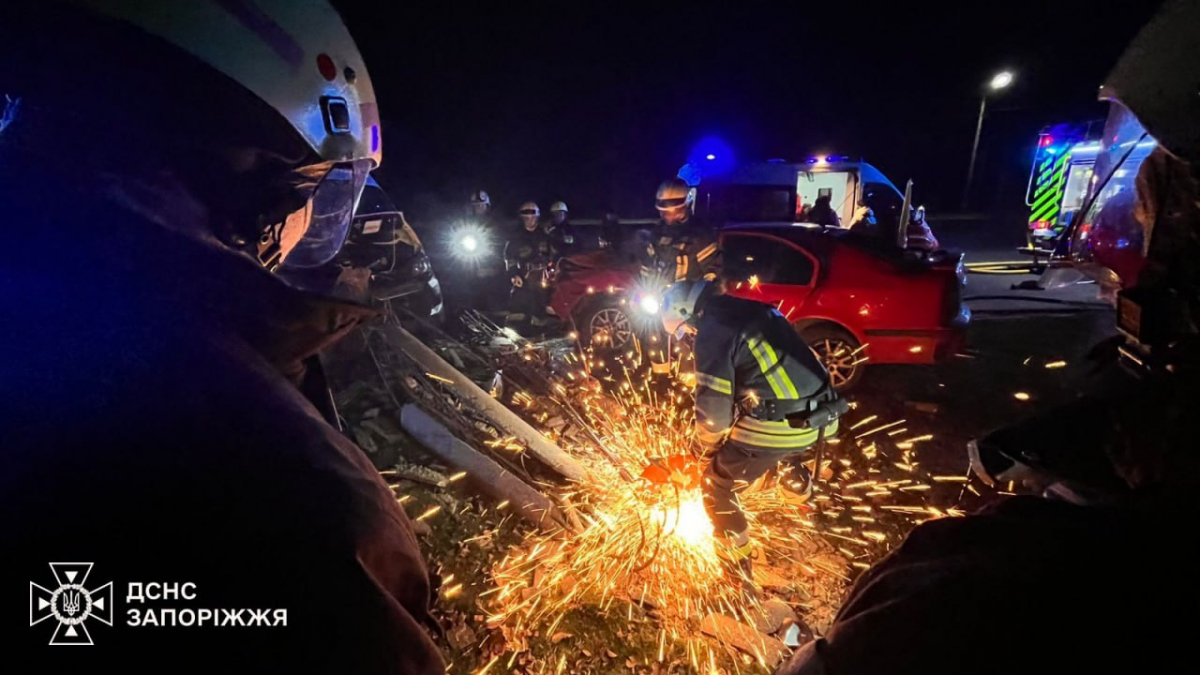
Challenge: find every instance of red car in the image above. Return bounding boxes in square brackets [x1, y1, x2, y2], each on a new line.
[721, 224, 969, 389]
[548, 250, 649, 350]
[549, 226, 968, 389]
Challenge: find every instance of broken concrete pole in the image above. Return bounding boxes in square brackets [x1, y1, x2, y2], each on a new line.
[386, 325, 587, 483]
[401, 404, 567, 533]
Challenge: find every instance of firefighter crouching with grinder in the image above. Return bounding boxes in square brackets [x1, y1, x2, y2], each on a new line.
[661, 280, 847, 591]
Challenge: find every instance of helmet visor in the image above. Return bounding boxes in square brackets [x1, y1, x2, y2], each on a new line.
[655, 196, 689, 210]
[277, 159, 371, 270]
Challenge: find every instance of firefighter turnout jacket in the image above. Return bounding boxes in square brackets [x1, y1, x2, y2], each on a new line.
[504, 226, 554, 279]
[693, 295, 836, 452]
[645, 216, 720, 282]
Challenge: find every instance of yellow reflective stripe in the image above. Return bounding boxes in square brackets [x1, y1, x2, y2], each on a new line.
[736, 417, 814, 433]
[696, 372, 732, 395]
[746, 338, 776, 393]
[730, 416, 838, 448]
[676, 254, 689, 281]
[757, 340, 800, 399]
[738, 416, 840, 434]
[696, 243, 718, 261]
[730, 428, 818, 449]
[729, 539, 754, 560]
[747, 337, 788, 399]
[731, 417, 819, 448]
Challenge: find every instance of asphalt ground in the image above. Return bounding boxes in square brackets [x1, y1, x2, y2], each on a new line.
[850, 218, 1115, 506]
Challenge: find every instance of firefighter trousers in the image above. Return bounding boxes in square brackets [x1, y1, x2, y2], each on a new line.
[506, 283, 550, 334]
[702, 441, 812, 539]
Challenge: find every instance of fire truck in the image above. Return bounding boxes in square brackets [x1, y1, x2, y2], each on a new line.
[1025, 122, 1102, 252]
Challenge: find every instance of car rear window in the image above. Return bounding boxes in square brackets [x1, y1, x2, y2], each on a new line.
[721, 233, 814, 285]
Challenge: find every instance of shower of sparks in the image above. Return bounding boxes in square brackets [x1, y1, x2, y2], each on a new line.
[464, 336, 965, 669]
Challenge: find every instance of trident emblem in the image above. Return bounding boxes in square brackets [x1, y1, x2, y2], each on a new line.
[62, 590, 81, 617]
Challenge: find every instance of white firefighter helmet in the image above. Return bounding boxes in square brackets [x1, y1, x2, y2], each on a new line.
[1100, 0, 1200, 162]
[68, 0, 381, 270]
[470, 190, 492, 206]
[550, 201, 568, 213]
[655, 178, 694, 213]
[661, 279, 710, 338]
[519, 201, 541, 216]
[83, 0, 381, 168]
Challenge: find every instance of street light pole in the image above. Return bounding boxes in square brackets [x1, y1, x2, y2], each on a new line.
[962, 94, 988, 211]
[961, 70, 1014, 211]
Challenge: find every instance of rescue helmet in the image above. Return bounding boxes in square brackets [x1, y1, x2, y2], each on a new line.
[661, 280, 710, 338]
[470, 190, 492, 207]
[2, 1, 381, 272]
[549, 201, 569, 213]
[519, 201, 540, 229]
[655, 178, 694, 212]
[81, 0, 382, 168]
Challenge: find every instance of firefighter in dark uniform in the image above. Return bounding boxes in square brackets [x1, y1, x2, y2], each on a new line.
[465, 189, 508, 312]
[647, 178, 721, 283]
[504, 201, 554, 334]
[662, 279, 842, 588]
[544, 200, 579, 256]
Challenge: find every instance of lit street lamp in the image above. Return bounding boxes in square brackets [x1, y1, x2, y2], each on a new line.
[961, 70, 1015, 210]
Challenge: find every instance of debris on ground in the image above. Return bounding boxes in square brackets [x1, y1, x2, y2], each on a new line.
[325, 314, 986, 673]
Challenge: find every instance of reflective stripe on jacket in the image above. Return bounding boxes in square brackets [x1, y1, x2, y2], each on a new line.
[693, 294, 833, 452]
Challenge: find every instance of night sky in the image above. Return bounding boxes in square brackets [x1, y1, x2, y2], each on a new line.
[333, 0, 1161, 222]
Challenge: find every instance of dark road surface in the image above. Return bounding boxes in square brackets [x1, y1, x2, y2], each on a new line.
[849, 216, 1116, 506]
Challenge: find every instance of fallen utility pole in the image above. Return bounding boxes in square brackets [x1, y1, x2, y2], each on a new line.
[384, 324, 588, 483]
[401, 404, 569, 533]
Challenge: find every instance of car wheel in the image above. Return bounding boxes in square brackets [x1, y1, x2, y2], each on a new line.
[799, 324, 864, 391]
[578, 301, 636, 352]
